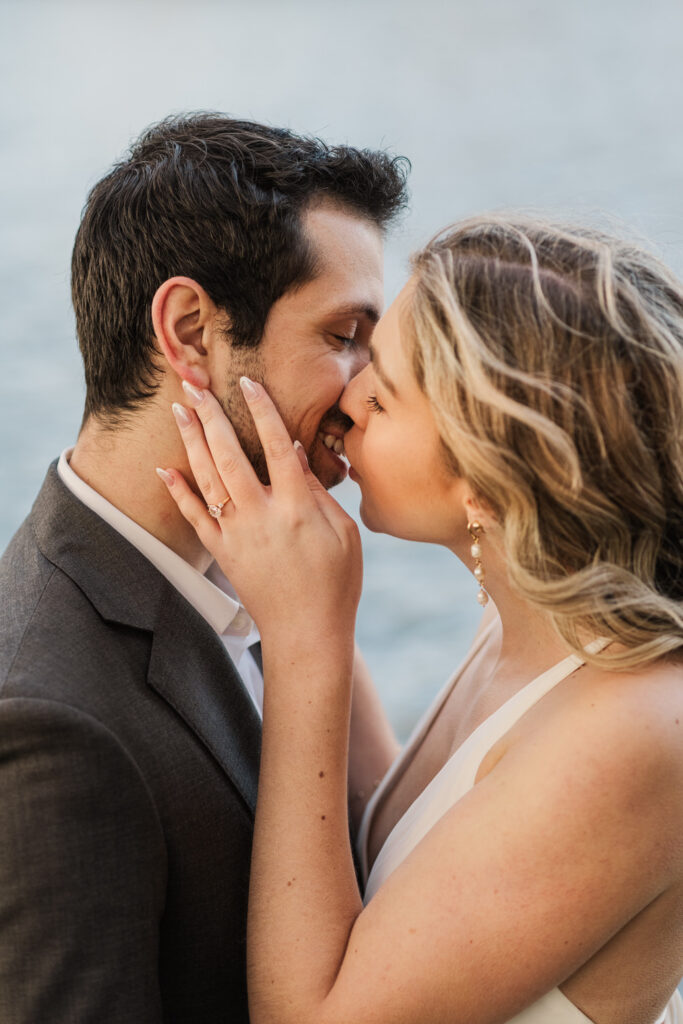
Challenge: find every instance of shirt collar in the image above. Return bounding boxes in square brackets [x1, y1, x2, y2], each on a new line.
[57, 448, 256, 639]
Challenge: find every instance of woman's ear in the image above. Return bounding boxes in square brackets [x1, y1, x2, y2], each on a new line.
[462, 491, 496, 533]
[151, 277, 216, 389]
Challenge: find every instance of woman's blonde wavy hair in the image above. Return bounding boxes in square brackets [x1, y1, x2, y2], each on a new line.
[408, 216, 683, 669]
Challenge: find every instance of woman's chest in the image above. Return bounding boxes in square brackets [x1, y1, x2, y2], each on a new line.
[366, 667, 512, 870]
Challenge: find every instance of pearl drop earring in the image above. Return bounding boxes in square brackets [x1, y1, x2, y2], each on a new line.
[467, 520, 489, 606]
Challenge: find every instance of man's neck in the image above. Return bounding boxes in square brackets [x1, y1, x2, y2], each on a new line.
[70, 406, 211, 572]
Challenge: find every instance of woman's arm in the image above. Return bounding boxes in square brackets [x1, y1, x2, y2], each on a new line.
[249, 632, 362, 1016]
[348, 645, 400, 832]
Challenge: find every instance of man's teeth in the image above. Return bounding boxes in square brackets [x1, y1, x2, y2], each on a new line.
[319, 432, 346, 457]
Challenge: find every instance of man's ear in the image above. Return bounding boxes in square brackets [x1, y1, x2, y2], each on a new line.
[151, 277, 217, 389]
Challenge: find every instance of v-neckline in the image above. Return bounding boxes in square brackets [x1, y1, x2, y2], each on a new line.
[361, 634, 603, 887]
[358, 619, 499, 880]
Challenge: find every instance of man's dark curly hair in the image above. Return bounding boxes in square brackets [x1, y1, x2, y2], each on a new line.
[71, 112, 410, 424]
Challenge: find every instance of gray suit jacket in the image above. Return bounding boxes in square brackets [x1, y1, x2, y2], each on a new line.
[0, 463, 262, 1023]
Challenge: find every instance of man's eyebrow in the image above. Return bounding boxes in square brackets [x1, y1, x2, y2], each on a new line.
[324, 303, 381, 325]
[369, 343, 397, 397]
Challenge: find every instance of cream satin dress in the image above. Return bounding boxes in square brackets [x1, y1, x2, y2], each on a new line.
[358, 634, 683, 1024]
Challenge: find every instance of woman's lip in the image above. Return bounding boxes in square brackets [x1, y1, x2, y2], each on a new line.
[342, 442, 359, 480]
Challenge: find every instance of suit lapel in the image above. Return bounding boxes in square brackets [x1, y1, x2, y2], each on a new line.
[249, 641, 263, 674]
[32, 462, 262, 815]
[147, 594, 261, 814]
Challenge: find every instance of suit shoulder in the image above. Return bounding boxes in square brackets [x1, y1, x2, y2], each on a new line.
[0, 517, 60, 679]
[0, 526, 151, 703]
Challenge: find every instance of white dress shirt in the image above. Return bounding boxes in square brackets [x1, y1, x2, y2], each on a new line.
[57, 449, 264, 716]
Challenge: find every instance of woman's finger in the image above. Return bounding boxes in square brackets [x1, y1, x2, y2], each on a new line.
[179, 382, 262, 508]
[156, 467, 224, 555]
[293, 441, 360, 541]
[171, 403, 233, 511]
[239, 377, 310, 500]
[294, 441, 333, 507]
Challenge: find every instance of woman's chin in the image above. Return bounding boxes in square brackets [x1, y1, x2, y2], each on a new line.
[357, 499, 383, 534]
[358, 500, 405, 539]
[358, 501, 443, 546]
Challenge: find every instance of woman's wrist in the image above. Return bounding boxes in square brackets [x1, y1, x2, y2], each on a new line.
[260, 629, 355, 676]
[259, 640, 355, 736]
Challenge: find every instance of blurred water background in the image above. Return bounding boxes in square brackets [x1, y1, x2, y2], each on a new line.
[2, 0, 683, 748]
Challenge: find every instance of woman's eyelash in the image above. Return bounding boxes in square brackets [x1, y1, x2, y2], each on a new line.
[366, 395, 384, 414]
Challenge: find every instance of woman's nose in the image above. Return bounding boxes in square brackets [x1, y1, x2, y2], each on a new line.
[340, 363, 372, 425]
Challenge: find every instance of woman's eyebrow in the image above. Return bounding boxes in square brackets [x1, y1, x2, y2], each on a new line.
[369, 343, 398, 397]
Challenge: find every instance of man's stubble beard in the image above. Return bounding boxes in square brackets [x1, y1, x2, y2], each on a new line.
[218, 358, 270, 485]
[216, 360, 341, 490]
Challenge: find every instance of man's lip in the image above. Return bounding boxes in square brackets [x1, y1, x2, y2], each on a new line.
[317, 426, 346, 441]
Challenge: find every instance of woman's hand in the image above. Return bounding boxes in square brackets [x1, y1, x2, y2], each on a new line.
[158, 377, 363, 651]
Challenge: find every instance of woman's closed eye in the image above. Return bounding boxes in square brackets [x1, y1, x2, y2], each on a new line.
[366, 394, 384, 414]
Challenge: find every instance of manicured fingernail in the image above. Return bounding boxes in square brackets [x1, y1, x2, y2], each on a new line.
[156, 467, 174, 486]
[182, 379, 205, 404]
[240, 376, 259, 400]
[172, 402, 193, 428]
[294, 440, 309, 467]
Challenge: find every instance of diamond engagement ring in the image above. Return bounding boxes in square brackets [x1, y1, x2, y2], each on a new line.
[207, 498, 231, 518]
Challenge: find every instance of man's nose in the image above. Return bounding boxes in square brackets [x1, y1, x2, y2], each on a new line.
[348, 344, 370, 379]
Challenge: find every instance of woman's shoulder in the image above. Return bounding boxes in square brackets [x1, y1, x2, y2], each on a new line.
[466, 651, 683, 913]
[474, 648, 680, 831]
[515, 650, 683, 831]
[571, 651, 683, 746]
